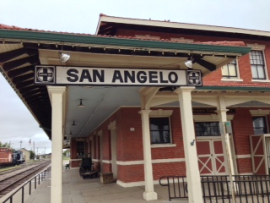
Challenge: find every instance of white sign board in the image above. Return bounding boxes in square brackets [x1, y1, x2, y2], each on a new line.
[34, 66, 202, 86]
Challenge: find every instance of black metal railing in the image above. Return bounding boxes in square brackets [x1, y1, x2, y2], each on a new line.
[2, 166, 51, 203]
[159, 175, 270, 203]
[159, 176, 188, 200]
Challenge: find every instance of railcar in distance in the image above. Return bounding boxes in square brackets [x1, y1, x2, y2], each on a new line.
[12, 150, 25, 164]
[0, 148, 12, 164]
[0, 148, 25, 167]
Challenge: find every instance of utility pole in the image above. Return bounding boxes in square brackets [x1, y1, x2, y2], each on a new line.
[19, 141, 22, 149]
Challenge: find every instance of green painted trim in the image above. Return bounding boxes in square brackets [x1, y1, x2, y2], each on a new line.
[0, 29, 250, 55]
[197, 86, 270, 91]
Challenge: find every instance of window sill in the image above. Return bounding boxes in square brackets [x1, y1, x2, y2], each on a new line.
[151, 143, 176, 148]
[221, 78, 243, 82]
[252, 79, 270, 83]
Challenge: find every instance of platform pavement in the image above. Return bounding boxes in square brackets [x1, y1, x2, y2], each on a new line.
[24, 161, 187, 203]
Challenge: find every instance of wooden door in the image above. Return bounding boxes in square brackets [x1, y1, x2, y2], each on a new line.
[250, 135, 266, 174]
[197, 140, 214, 175]
[197, 139, 227, 175]
[212, 140, 226, 174]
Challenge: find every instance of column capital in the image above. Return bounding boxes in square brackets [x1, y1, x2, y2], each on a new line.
[47, 86, 66, 103]
[139, 109, 152, 115]
[174, 86, 195, 94]
[216, 108, 228, 113]
[47, 86, 66, 93]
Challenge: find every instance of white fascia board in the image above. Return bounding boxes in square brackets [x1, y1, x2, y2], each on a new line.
[99, 16, 270, 37]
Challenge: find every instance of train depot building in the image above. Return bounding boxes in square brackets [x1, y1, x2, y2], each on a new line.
[1, 14, 270, 203]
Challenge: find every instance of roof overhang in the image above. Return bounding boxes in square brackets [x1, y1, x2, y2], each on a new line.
[0, 28, 250, 140]
[97, 15, 270, 38]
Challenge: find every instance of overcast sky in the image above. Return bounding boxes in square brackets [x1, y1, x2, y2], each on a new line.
[0, 0, 270, 153]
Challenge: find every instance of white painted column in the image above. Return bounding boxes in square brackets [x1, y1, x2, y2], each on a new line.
[217, 96, 235, 176]
[174, 87, 203, 203]
[140, 110, 158, 201]
[47, 86, 66, 203]
[217, 96, 237, 202]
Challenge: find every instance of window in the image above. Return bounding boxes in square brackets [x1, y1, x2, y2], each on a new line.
[195, 122, 220, 136]
[150, 117, 171, 144]
[252, 116, 268, 135]
[222, 59, 238, 78]
[77, 141, 85, 158]
[250, 50, 266, 79]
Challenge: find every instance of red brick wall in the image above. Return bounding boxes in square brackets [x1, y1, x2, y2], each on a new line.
[70, 139, 77, 159]
[232, 108, 270, 174]
[232, 109, 253, 156]
[71, 106, 270, 181]
[119, 108, 143, 161]
[118, 165, 144, 182]
[153, 162, 186, 179]
[103, 163, 111, 173]
[232, 108, 253, 174]
[93, 135, 96, 159]
[85, 141, 88, 155]
[116, 107, 185, 161]
[100, 128, 110, 161]
[71, 160, 81, 168]
[117, 28, 270, 88]
[88, 109, 122, 172]
[85, 107, 187, 183]
[89, 141, 91, 154]
[236, 158, 252, 174]
[117, 163, 186, 183]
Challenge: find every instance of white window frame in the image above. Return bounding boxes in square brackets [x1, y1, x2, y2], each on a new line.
[247, 44, 269, 82]
[249, 109, 270, 135]
[252, 116, 269, 135]
[221, 59, 243, 82]
[194, 121, 221, 137]
[149, 109, 176, 148]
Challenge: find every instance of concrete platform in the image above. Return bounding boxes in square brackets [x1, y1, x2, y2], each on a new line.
[24, 162, 187, 203]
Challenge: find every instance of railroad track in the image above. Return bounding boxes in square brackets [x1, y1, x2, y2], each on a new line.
[0, 160, 50, 198]
[0, 160, 49, 176]
[0, 159, 47, 171]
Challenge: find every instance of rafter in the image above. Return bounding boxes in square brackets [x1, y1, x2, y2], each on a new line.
[16, 80, 34, 89]
[3, 55, 39, 72]
[12, 73, 34, 84]
[19, 84, 35, 92]
[0, 48, 27, 63]
[19, 86, 40, 95]
[22, 90, 47, 99]
[193, 57, 216, 71]
[26, 99, 48, 106]
[31, 106, 51, 112]
[8, 65, 34, 78]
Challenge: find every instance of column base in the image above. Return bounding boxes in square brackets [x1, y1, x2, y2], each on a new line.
[143, 191, 158, 201]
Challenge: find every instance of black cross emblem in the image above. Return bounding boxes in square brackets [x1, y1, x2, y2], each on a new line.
[35, 66, 55, 84]
[187, 70, 202, 86]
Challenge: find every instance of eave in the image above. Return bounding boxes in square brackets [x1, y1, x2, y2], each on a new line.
[197, 86, 270, 92]
[0, 29, 250, 56]
[0, 28, 251, 139]
[97, 15, 270, 38]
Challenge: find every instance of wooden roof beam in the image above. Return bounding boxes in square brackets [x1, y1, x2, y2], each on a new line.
[19, 86, 43, 95]
[8, 65, 34, 78]
[22, 90, 47, 99]
[12, 73, 34, 85]
[16, 80, 34, 89]
[0, 48, 31, 63]
[3, 55, 39, 72]
[193, 57, 216, 71]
